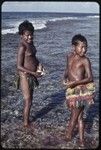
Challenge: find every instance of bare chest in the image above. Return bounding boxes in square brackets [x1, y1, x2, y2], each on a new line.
[69, 56, 85, 76]
[25, 45, 36, 58]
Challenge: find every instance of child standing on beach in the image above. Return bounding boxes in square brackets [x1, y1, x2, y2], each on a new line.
[17, 20, 45, 127]
[63, 34, 95, 146]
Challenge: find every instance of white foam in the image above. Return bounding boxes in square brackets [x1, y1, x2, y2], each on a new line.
[2, 20, 47, 35]
[2, 28, 18, 34]
[87, 15, 99, 18]
[31, 20, 47, 30]
[49, 17, 78, 22]
[2, 15, 99, 35]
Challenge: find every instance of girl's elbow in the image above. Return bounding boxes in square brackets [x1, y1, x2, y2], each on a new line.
[17, 65, 21, 70]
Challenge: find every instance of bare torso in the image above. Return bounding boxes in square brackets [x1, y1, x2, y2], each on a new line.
[18, 42, 39, 74]
[24, 44, 39, 72]
[68, 53, 86, 81]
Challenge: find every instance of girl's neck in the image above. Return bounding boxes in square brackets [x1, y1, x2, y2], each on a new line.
[72, 51, 81, 59]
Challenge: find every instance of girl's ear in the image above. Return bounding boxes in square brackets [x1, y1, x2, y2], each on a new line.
[21, 35, 23, 38]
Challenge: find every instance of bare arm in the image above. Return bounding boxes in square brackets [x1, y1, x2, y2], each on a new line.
[63, 54, 68, 84]
[67, 57, 93, 88]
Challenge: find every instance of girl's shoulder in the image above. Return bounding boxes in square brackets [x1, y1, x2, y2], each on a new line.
[19, 41, 29, 50]
[67, 51, 74, 59]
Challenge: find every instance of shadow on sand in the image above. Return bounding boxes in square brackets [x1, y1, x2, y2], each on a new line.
[32, 90, 99, 135]
[84, 92, 99, 133]
[32, 89, 65, 121]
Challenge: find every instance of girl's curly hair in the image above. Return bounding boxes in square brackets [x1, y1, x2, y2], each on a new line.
[18, 20, 34, 35]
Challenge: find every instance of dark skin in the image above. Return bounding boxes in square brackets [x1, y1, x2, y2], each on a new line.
[63, 41, 93, 146]
[17, 30, 42, 127]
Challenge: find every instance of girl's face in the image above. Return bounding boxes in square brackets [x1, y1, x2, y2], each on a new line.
[74, 41, 87, 57]
[22, 30, 33, 44]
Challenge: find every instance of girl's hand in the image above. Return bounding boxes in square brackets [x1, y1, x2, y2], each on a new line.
[67, 81, 76, 88]
[32, 72, 42, 78]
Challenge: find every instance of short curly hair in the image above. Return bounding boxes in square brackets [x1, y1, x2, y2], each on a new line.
[72, 34, 87, 47]
[18, 20, 34, 35]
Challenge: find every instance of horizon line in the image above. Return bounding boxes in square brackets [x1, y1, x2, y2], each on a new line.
[2, 11, 99, 14]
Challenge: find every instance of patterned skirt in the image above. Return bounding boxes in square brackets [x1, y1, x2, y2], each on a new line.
[65, 82, 95, 108]
[14, 73, 39, 90]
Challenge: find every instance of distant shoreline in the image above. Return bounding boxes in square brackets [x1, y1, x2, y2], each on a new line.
[2, 11, 99, 15]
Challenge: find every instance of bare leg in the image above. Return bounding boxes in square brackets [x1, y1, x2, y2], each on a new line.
[23, 96, 32, 127]
[78, 107, 85, 146]
[20, 74, 33, 127]
[66, 107, 82, 140]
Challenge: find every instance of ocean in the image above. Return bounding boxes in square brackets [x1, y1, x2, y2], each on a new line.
[1, 12, 99, 148]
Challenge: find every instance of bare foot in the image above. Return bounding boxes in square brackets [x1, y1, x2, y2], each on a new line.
[65, 129, 72, 141]
[79, 140, 85, 147]
[66, 136, 72, 142]
[65, 133, 72, 142]
[23, 123, 31, 128]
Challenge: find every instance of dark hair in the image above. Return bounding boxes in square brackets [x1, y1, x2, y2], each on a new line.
[72, 34, 87, 47]
[18, 20, 34, 35]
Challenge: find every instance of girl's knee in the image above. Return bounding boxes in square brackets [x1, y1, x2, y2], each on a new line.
[24, 97, 32, 105]
[23, 93, 32, 100]
[78, 115, 83, 122]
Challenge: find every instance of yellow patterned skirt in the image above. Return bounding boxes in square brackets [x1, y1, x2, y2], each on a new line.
[65, 82, 95, 108]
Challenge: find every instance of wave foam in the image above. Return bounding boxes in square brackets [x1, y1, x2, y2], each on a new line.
[87, 15, 99, 18]
[2, 15, 99, 35]
[2, 20, 47, 35]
